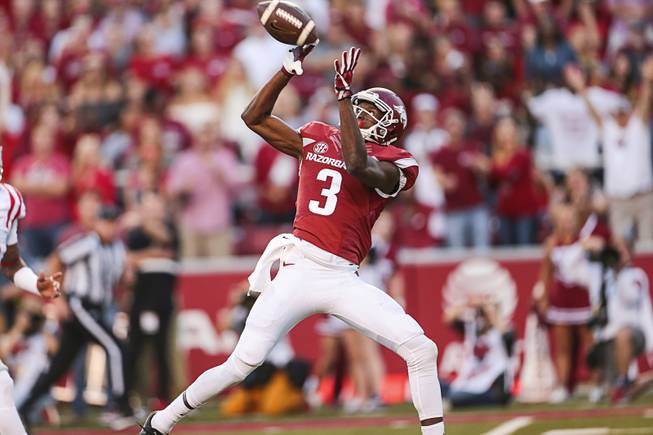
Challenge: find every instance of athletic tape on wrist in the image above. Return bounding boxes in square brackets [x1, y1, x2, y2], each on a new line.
[14, 266, 39, 295]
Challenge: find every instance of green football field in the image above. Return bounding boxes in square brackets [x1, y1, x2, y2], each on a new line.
[37, 395, 653, 435]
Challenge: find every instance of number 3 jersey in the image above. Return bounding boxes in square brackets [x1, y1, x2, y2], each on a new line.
[293, 121, 418, 265]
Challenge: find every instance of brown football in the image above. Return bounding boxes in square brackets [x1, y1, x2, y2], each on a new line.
[257, 0, 318, 46]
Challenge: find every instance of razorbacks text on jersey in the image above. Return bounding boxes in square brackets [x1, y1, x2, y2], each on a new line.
[0, 183, 25, 259]
[293, 121, 418, 265]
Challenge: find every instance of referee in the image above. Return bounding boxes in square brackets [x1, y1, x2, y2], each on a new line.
[18, 205, 135, 429]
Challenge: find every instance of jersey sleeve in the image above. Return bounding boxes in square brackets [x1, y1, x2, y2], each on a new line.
[372, 147, 419, 198]
[14, 187, 25, 220]
[7, 219, 18, 246]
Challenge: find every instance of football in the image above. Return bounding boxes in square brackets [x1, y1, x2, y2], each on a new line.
[257, 0, 318, 46]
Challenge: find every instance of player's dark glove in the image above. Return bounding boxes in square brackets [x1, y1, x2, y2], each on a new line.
[334, 47, 361, 100]
[282, 40, 319, 76]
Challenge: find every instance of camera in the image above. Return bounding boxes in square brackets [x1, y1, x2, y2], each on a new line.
[589, 244, 621, 269]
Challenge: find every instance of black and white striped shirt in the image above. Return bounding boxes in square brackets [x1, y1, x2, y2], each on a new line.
[58, 232, 126, 306]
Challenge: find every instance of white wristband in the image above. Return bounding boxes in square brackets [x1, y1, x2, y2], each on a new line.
[14, 266, 39, 295]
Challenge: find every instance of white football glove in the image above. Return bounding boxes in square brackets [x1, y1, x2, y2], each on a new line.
[282, 40, 319, 76]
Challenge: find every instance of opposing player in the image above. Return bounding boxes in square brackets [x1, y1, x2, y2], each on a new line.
[0, 149, 62, 435]
[140, 45, 445, 435]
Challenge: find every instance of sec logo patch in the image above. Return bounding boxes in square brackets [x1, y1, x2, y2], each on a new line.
[313, 142, 329, 154]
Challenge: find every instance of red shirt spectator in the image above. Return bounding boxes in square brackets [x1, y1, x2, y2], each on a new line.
[490, 148, 540, 217]
[432, 144, 484, 211]
[432, 0, 478, 54]
[431, 110, 484, 212]
[129, 26, 177, 94]
[254, 144, 298, 222]
[390, 198, 443, 248]
[11, 124, 70, 228]
[71, 134, 116, 205]
[183, 23, 229, 87]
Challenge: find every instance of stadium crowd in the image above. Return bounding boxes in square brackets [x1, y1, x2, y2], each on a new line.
[0, 0, 652, 430]
[0, 0, 651, 261]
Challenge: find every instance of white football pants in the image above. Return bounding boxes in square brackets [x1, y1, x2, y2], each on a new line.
[154, 239, 444, 434]
[0, 368, 27, 435]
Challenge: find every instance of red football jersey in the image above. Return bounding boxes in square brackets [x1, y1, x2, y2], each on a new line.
[293, 121, 418, 265]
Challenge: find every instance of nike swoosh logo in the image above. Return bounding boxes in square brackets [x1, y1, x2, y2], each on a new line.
[282, 261, 295, 267]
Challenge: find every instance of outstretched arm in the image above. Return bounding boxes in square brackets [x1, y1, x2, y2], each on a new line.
[1, 244, 61, 299]
[335, 48, 400, 194]
[636, 56, 653, 122]
[241, 43, 317, 159]
[565, 65, 603, 128]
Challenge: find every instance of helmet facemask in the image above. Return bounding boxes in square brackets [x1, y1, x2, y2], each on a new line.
[352, 92, 401, 145]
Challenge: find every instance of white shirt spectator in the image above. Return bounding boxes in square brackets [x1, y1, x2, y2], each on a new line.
[597, 267, 653, 352]
[528, 87, 625, 170]
[296, 0, 330, 34]
[451, 323, 509, 394]
[602, 115, 653, 199]
[404, 127, 448, 208]
[233, 32, 288, 89]
[89, 8, 145, 52]
[151, 8, 186, 56]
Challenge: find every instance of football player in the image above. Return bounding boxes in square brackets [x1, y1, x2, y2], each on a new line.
[0, 147, 62, 435]
[140, 45, 445, 435]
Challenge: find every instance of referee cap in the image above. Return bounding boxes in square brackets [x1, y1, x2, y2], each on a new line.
[97, 205, 121, 221]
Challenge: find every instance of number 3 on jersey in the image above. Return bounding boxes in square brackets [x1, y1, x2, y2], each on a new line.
[308, 168, 342, 216]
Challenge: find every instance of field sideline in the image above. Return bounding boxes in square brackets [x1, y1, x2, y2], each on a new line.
[35, 397, 653, 435]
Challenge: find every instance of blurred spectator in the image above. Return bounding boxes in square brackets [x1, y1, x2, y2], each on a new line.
[148, 1, 186, 58]
[0, 298, 58, 421]
[0, 61, 25, 178]
[585, 237, 653, 404]
[166, 125, 242, 258]
[231, 25, 287, 90]
[11, 123, 70, 264]
[71, 134, 116, 205]
[524, 15, 576, 88]
[441, 297, 512, 408]
[431, 109, 489, 248]
[59, 190, 102, 242]
[184, 22, 229, 88]
[125, 192, 178, 408]
[487, 117, 541, 245]
[433, 0, 477, 55]
[568, 58, 653, 243]
[467, 83, 497, 152]
[254, 145, 298, 225]
[16, 57, 60, 112]
[526, 65, 625, 174]
[67, 53, 123, 134]
[167, 66, 220, 136]
[89, 0, 145, 54]
[606, 1, 653, 58]
[477, 1, 519, 99]
[214, 60, 258, 161]
[404, 93, 447, 211]
[536, 202, 594, 403]
[50, 15, 94, 91]
[128, 24, 177, 94]
[101, 103, 141, 169]
[121, 116, 169, 210]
